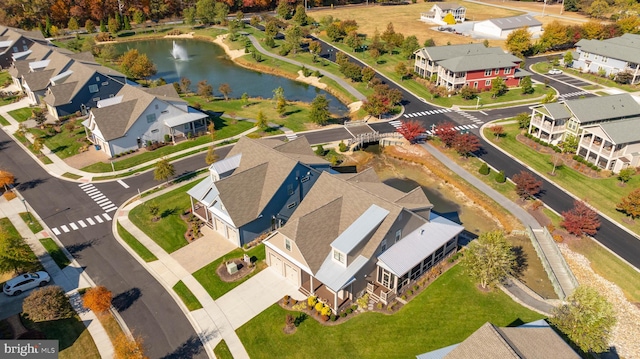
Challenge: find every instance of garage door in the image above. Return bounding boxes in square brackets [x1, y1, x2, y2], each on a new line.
[284, 264, 297, 285]
[215, 218, 225, 235]
[270, 254, 282, 274]
[227, 226, 238, 245]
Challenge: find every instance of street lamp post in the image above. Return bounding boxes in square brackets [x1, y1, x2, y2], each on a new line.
[476, 96, 481, 110]
[542, 0, 547, 17]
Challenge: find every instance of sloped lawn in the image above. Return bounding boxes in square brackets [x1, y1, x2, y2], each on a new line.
[237, 265, 543, 358]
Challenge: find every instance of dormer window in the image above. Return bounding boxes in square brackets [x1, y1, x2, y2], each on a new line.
[333, 249, 345, 264]
[395, 229, 402, 243]
[285, 238, 291, 251]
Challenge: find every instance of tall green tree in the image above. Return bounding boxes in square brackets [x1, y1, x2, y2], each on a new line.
[276, 0, 292, 19]
[154, 158, 175, 185]
[119, 49, 157, 79]
[309, 95, 330, 125]
[400, 35, 420, 59]
[490, 77, 508, 98]
[214, 2, 229, 24]
[550, 286, 616, 353]
[292, 4, 308, 26]
[587, 0, 610, 19]
[205, 145, 218, 165]
[284, 25, 302, 54]
[255, 110, 268, 129]
[196, 0, 216, 25]
[85, 19, 96, 34]
[68, 17, 79, 31]
[184, 7, 197, 26]
[108, 17, 120, 34]
[0, 228, 38, 273]
[505, 27, 532, 57]
[461, 231, 516, 289]
[520, 76, 534, 94]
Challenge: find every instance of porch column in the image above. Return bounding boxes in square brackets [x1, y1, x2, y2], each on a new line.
[204, 204, 209, 223]
[189, 196, 195, 213]
[334, 290, 338, 312]
[393, 275, 398, 293]
[310, 276, 314, 295]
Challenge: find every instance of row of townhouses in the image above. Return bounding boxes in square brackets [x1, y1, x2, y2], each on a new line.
[2, 25, 208, 158]
[187, 137, 464, 313]
[572, 33, 640, 85]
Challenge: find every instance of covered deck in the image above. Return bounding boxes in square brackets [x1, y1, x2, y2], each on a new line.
[300, 278, 351, 312]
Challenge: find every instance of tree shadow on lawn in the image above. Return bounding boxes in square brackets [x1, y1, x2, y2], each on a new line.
[161, 207, 178, 219]
[282, 109, 302, 117]
[511, 245, 528, 279]
[112, 287, 142, 312]
[50, 145, 68, 154]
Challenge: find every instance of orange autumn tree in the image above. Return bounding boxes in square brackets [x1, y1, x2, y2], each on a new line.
[83, 286, 112, 314]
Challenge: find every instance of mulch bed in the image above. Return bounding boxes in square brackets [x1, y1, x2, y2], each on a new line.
[216, 258, 255, 282]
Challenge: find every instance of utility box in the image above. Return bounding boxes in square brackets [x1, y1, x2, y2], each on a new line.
[226, 262, 238, 275]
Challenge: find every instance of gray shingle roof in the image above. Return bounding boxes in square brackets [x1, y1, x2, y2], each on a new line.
[541, 102, 571, 120]
[595, 117, 640, 144]
[565, 93, 640, 123]
[91, 99, 138, 141]
[415, 43, 504, 61]
[576, 33, 640, 65]
[487, 15, 541, 30]
[437, 53, 521, 72]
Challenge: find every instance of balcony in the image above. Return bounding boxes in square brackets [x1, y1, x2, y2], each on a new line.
[530, 119, 565, 133]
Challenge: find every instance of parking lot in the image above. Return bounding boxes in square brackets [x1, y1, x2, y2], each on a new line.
[546, 72, 592, 87]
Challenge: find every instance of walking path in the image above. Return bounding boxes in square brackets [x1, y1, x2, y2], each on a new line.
[114, 184, 304, 359]
[421, 142, 577, 308]
[0, 194, 115, 359]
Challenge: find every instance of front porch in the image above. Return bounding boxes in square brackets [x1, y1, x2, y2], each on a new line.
[300, 274, 351, 313]
[366, 282, 396, 305]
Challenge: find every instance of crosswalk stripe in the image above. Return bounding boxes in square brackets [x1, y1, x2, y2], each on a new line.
[61, 225, 69, 233]
[70, 222, 78, 230]
[78, 220, 87, 228]
[52, 227, 61, 235]
[86, 217, 95, 225]
[105, 206, 117, 213]
[117, 180, 130, 189]
[84, 188, 99, 195]
[100, 203, 115, 210]
[79, 183, 93, 189]
[471, 124, 478, 128]
[90, 193, 104, 199]
[96, 198, 111, 205]
[403, 114, 409, 118]
[102, 213, 112, 221]
[94, 215, 104, 223]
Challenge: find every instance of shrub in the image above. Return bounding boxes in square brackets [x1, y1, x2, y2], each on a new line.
[351, 305, 358, 311]
[478, 162, 490, 175]
[95, 32, 113, 42]
[164, 134, 171, 143]
[340, 312, 347, 318]
[376, 302, 383, 310]
[553, 234, 564, 243]
[314, 145, 325, 156]
[22, 286, 74, 322]
[330, 314, 337, 321]
[113, 332, 146, 359]
[346, 308, 353, 314]
[307, 295, 317, 307]
[167, 29, 182, 35]
[338, 141, 348, 152]
[315, 302, 324, 313]
[83, 286, 112, 314]
[321, 305, 332, 317]
[495, 170, 506, 183]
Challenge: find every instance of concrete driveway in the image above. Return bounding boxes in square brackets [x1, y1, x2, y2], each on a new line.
[215, 268, 306, 329]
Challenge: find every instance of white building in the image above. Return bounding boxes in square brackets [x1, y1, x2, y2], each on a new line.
[572, 34, 640, 84]
[473, 15, 542, 39]
[420, 3, 466, 25]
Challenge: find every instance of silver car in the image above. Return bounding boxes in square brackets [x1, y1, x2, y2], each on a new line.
[3, 271, 51, 296]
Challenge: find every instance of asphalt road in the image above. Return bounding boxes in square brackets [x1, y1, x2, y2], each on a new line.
[0, 129, 209, 359]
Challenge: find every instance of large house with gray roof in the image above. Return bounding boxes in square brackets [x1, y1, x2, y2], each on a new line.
[472, 15, 542, 39]
[417, 320, 579, 359]
[83, 84, 207, 157]
[420, 3, 466, 25]
[572, 34, 640, 84]
[528, 94, 640, 172]
[414, 43, 530, 92]
[187, 137, 333, 247]
[9, 41, 126, 116]
[264, 167, 463, 313]
[0, 26, 47, 69]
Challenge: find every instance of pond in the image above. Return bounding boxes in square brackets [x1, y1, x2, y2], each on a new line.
[114, 39, 349, 115]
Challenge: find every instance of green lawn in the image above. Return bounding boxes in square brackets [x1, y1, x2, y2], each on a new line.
[39, 237, 71, 269]
[237, 265, 543, 358]
[531, 62, 639, 92]
[193, 244, 267, 300]
[0, 114, 9, 126]
[19, 212, 43, 233]
[116, 222, 158, 262]
[0, 217, 42, 272]
[62, 172, 83, 179]
[29, 124, 90, 159]
[8, 108, 33, 123]
[213, 340, 234, 359]
[128, 181, 199, 253]
[484, 123, 640, 235]
[429, 85, 549, 108]
[80, 117, 251, 173]
[173, 280, 203, 311]
[0, 70, 12, 86]
[21, 315, 100, 359]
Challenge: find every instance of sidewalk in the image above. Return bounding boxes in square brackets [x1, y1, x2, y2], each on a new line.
[0, 194, 115, 359]
[0, 100, 259, 183]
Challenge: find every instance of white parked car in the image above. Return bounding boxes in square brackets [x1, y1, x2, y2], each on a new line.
[3, 271, 51, 296]
[548, 69, 563, 75]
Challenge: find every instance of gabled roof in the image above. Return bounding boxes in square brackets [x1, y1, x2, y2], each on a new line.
[576, 33, 640, 64]
[414, 43, 504, 62]
[90, 99, 138, 141]
[590, 116, 640, 144]
[486, 15, 541, 30]
[344, 168, 433, 210]
[437, 53, 521, 72]
[565, 93, 640, 123]
[535, 102, 571, 120]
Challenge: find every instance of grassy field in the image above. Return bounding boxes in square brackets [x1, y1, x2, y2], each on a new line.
[29, 124, 90, 159]
[484, 123, 640, 236]
[237, 265, 543, 358]
[128, 181, 199, 253]
[62, 172, 83, 179]
[19, 212, 43, 233]
[21, 315, 100, 359]
[172, 280, 203, 311]
[430, 84, 549, 108]
[12, 131, 54, 164]
[8, 108, 33, 123]
[531, 61, 639, 92]
[39, 237, 71, 269]
[193, 244, 267, 300]
[214, 340, 234, 359]
[80, 117, 251, 173]
[116, 222, 158, 262]
[0, 217, 42, 272]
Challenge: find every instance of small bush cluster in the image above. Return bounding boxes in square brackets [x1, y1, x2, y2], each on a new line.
[338, 141, 348, 152]
[113, 149, 136, 158]
[22, 286, 74, 322]
[495, 170, 506, 183]
[301, 66, 312, 77]
[95, 32, 113, 42]
[524, 133, 562, 153]
[478, 162, 490, 175]
[167, 29, 182, 35]
[571, 155, 601, 171]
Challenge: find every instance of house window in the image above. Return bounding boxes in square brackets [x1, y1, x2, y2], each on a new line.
[504, 67, 511, 74]
[102, 81, 109, 86]
[381, 239, 387, 253]
[162, 110, 169, 114]
[395, 229, 402, 242]
[22, 45, 28, 51]
[602, 57, 608, 63]
[88, 84, 99, 93]
[184, 124, 190, 130]
[494, 68, 499, 75]
[473, 81, 478, 89]
[146, 114, 157, 123]
[333, 249, 345, 264]
[151, 129, 159, 133]
[95, 76, 100, 81]
[155, 104, 159, 110]
[287, 201, 297, 209]
[446, 239, 456, 247]
[12, 47, 17, 52]
[484, 69, 491, 76]
[485, 80, 491, 86]
[285, 238, 291, 251]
